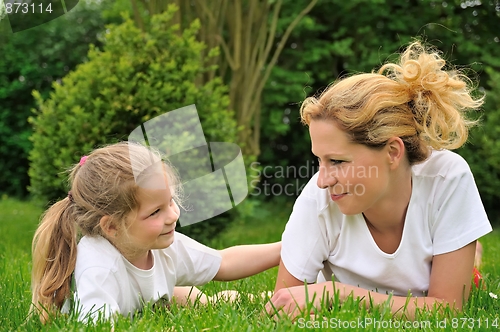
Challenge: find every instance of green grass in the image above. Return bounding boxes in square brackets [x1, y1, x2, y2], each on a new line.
[1, 197, 500, 331]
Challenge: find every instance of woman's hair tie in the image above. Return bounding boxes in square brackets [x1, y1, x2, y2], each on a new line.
[79, 156, 88, 166]
[68, 191, 74, 203]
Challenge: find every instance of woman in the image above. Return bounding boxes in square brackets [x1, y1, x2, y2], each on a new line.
[266, 41, 492, 319]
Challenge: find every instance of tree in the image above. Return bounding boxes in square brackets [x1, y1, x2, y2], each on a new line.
[129, 0, 318, 156]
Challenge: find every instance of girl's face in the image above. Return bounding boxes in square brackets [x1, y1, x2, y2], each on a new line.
[309, 119, 394, 215]
[123, 173, 180, 254]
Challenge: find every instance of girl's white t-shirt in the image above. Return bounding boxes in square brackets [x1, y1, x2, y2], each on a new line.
[281, 149, 492, 296]
[72, 232, 221, 321]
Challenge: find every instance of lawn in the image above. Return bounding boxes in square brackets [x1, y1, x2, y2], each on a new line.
[1, 197, 499, 331]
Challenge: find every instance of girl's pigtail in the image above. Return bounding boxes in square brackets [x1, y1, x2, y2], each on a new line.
[31, 196, 78, 323]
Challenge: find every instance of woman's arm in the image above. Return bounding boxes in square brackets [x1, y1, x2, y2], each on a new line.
[213, 242, 281, 281]
[274, 259, 306, 291]
[266, 242, 476, 319]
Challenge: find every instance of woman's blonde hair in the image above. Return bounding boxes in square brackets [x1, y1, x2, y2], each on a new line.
[30, 141, 181, 323]
[300, 41, 483, 164]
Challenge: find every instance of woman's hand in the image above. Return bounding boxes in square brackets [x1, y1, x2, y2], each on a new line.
[268, 242, 477, 320]
[265, 283, 332, 319]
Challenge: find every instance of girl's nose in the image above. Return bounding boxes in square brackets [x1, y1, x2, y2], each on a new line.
[165, 203, 180, 225]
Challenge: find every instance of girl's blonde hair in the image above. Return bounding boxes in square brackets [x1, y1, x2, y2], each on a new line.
[300, 41, 483, 164]
[30, 141, 181, 323]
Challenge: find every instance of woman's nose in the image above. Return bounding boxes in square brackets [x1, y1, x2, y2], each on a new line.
[317, 165, 338, 189]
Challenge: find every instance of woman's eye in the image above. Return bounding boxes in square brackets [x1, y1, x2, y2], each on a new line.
[317, 157, 344, 165]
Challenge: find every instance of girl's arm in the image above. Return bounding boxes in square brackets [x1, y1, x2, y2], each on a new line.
[172, 286, 209, 305]
[173, 286, 250, 305]
[213, 242, 281, 281]
[266, 242, 476, 319]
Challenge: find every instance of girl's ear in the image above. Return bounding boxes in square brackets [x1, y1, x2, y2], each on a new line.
[386, 137, 406, 169]
[99, 216, 118, 238]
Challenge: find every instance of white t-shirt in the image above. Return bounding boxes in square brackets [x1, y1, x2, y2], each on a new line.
[281, 149, 492, 297]
[71, 232, 221, 321]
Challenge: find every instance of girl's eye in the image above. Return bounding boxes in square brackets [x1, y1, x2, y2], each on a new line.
[149, 209, 160, 217]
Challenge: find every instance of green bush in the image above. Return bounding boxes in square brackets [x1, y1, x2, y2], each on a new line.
[0, 0, 110, 197]
[28, 6, 240, 241]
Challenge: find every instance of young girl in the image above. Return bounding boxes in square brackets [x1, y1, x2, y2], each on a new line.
[31, 142, 281, 323]
[266, 41, 492, 319]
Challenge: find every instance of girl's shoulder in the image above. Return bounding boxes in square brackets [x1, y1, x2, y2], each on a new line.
[161, 232, 221, 258]
[75, 236, 122, 275]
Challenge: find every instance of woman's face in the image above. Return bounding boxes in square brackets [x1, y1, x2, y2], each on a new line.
[309, 119, 394, 215]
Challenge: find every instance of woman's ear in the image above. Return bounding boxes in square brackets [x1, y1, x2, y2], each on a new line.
[99, 215, 118, 238]
[386, 137, 405, 169]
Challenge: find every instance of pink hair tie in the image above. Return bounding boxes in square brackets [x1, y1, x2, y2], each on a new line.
[79, 156, 88, 166]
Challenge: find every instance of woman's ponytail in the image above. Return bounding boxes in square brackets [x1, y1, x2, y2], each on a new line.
[380, 41, 483, 152]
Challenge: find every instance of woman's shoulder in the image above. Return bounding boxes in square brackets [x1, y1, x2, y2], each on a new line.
[412, 149, 471, 178]
[290, 172, 344, 225]
[297, 172, 331, 206]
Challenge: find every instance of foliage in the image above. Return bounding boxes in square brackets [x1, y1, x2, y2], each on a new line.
[28, 7, 238, 241]
[458, 66, 500, 212]
[0, 0, 110, 197]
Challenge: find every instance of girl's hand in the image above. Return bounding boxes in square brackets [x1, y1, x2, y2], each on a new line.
[209, 290, 267, 303]
[172, 286, 209, 305]
[208, 290, 242, 303]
